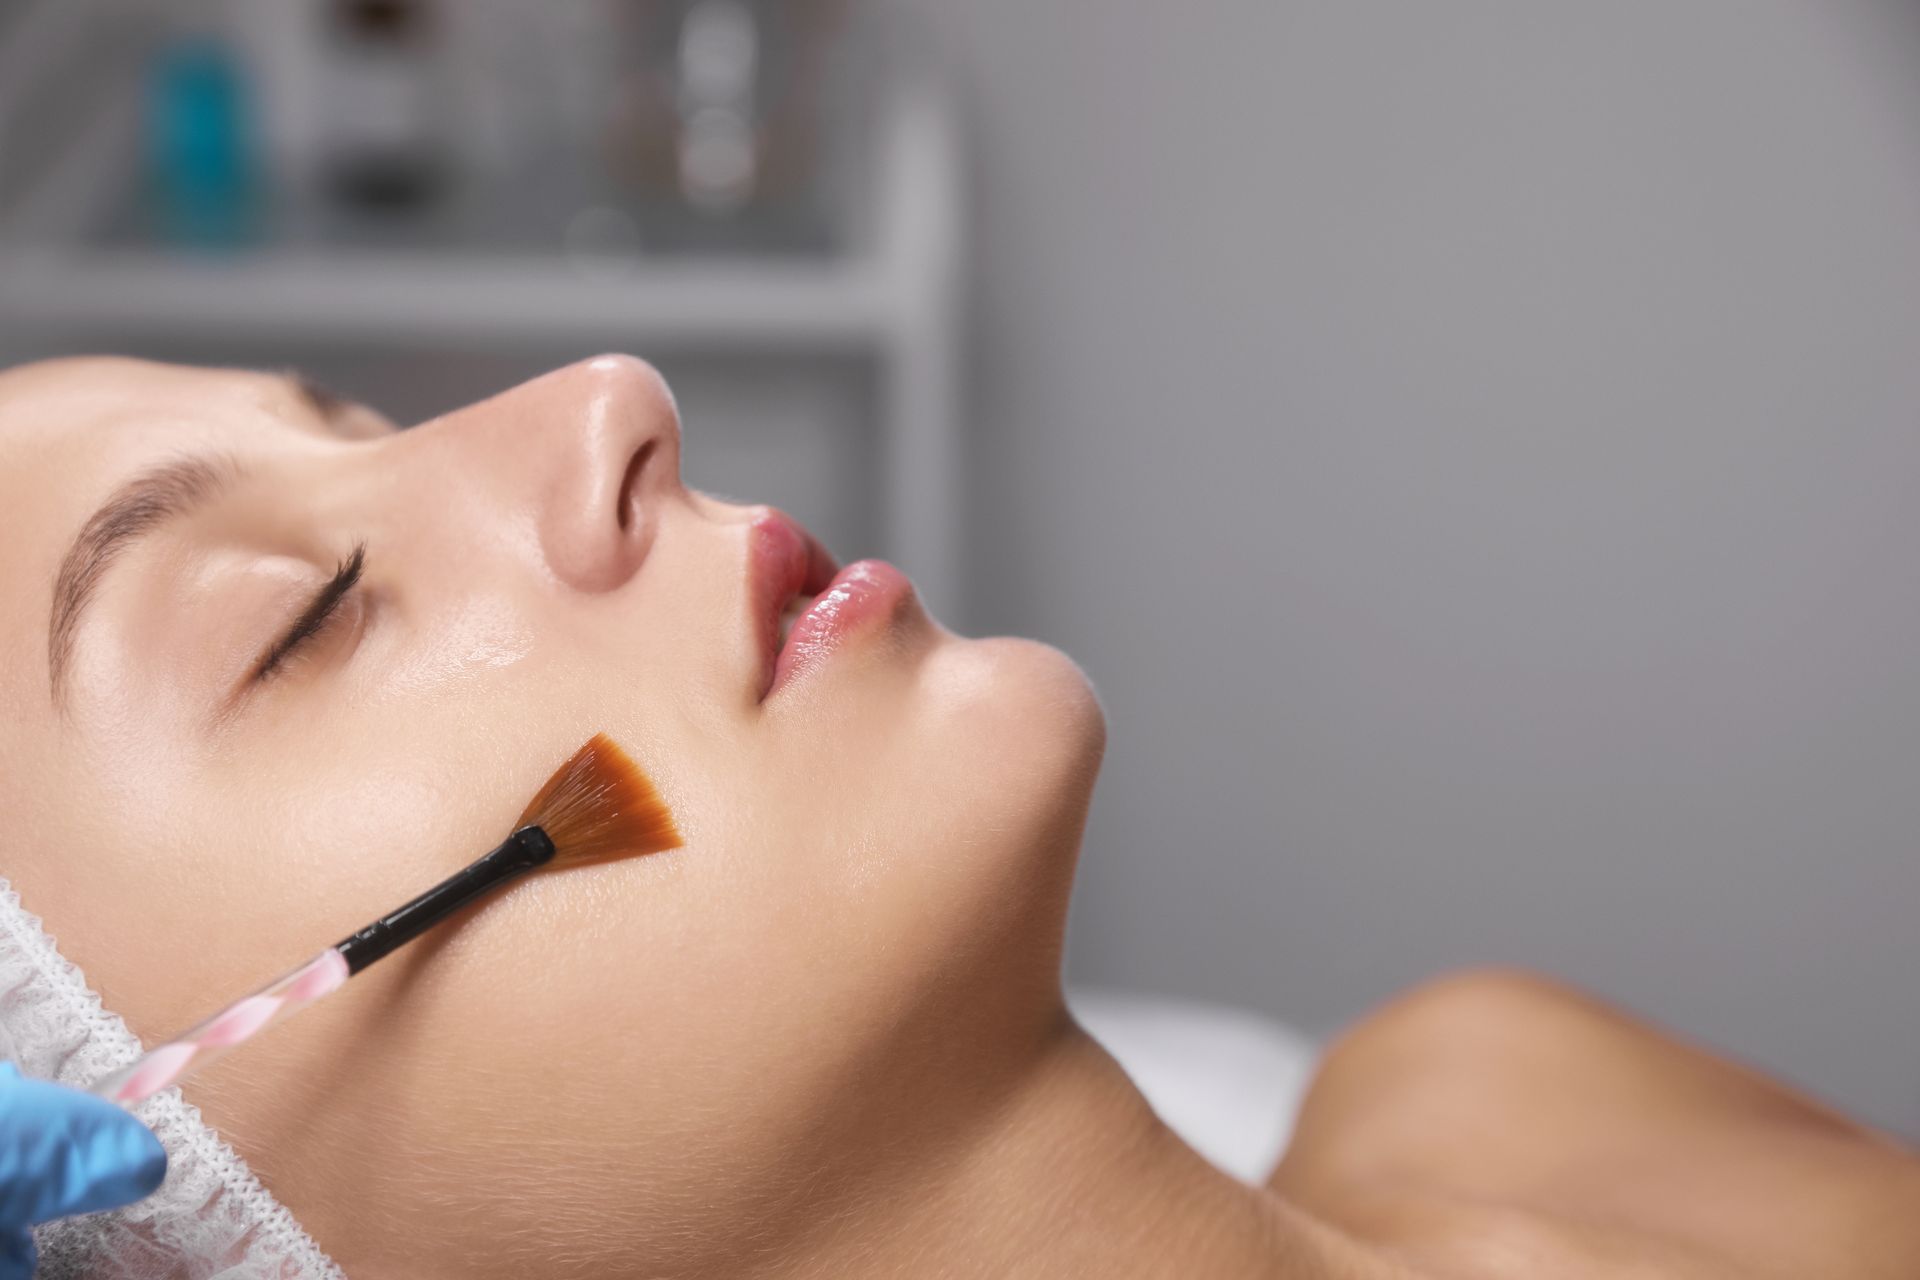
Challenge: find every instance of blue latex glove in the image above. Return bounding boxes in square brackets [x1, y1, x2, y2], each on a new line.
[0, 1062, 166, 1279]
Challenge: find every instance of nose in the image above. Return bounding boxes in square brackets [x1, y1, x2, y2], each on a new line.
[421, 354, 685, 593]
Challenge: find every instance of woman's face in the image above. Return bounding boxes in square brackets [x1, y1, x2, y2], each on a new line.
[0, 355, 1103, 1274]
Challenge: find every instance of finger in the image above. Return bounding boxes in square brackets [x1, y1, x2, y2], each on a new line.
[0, 1076, 166, 1225]
[0, 1225, 32, 1280]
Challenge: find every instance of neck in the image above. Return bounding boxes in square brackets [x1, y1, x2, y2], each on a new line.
[760, 1023, 1393, 1280]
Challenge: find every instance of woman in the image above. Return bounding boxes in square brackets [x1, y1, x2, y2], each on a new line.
[0, 353, 1915, 1278]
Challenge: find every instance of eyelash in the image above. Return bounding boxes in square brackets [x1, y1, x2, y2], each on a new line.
[251, 543, 367, 685]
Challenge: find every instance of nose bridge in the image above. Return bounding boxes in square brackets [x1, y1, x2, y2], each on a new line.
[404, 354, 685, 593]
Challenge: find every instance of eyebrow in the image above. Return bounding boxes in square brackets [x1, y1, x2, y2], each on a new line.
[47, 453, 241, 709]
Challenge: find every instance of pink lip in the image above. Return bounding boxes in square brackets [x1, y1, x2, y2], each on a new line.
[769, 559, 916, 698]
[748, 510, 839, 697]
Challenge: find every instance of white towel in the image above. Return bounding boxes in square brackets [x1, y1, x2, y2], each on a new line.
[1069, 987, 1319, 1184]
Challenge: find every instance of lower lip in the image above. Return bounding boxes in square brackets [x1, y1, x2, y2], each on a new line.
[769, 560, 915, 697]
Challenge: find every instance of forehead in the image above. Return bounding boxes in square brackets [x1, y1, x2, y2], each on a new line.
[0, 356, 288, 546]
[0, 353, 312, 487]
[0, 357, 298, 704]
[0, 356, 296, 447]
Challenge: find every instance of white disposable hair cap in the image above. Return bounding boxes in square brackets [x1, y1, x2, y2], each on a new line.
[0, 877, 342, 1279]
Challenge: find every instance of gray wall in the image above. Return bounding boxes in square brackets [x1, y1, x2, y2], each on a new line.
[905, 0, 1920, 1134]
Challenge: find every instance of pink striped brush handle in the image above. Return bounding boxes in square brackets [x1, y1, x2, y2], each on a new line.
[90, 948, 351, 1107]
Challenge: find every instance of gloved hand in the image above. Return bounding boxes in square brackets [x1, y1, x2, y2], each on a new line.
[0, 1062, 165, 1280]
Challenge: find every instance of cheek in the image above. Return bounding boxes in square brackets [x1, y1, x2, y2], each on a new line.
[151, 631, 1102, 1238]
[122, 758, 475, 1037]
[104, 643, 690, 1044]
[526, 637, 1107, 1102]
[362, 593, 536, 700]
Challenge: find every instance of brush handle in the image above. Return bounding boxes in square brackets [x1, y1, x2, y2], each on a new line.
[89, 948, 350, 1106]
[89, 826, 556, 1108]
[335, 826, 554, 974]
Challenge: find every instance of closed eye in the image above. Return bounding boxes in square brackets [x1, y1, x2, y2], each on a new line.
[251, 543, 366, 685]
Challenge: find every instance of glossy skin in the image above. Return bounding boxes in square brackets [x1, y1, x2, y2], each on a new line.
[0, 355, 1104, 1277]
[2, 355, 1916, 1279]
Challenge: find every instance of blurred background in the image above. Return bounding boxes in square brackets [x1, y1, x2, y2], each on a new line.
[2, 0, 1918, 1139]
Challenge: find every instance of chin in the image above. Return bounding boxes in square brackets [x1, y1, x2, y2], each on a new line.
[979, 634, 1106, 770]
[918, 632, 1107, 854]
[866, 632, 1103, 1045]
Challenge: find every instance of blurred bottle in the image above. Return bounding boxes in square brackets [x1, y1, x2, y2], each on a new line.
[146, 30, 259, 247]
[673, 0, 761, 211]
[318, 0, 449, 208]
[603, 0, 848, 231]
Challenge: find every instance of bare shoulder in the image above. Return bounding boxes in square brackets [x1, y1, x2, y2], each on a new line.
[1268, 969, 1920, 1280]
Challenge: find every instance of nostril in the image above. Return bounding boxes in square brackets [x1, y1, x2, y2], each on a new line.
[616, 440, 655, 533]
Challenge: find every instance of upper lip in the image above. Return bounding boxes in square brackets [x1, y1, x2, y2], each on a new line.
[747, 509, 838, 697]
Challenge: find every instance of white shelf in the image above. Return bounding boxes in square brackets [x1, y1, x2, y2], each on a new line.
[0, 247, 896, 347]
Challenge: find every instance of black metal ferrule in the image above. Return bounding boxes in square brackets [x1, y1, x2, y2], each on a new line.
[335, 825, 556, 976]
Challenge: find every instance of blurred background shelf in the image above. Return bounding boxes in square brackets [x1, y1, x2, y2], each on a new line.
[0, 0, 963, 610]
[0, 252, 896, 346]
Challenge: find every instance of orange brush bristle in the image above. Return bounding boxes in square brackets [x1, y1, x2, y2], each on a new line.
[518, 732, 683, 867]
